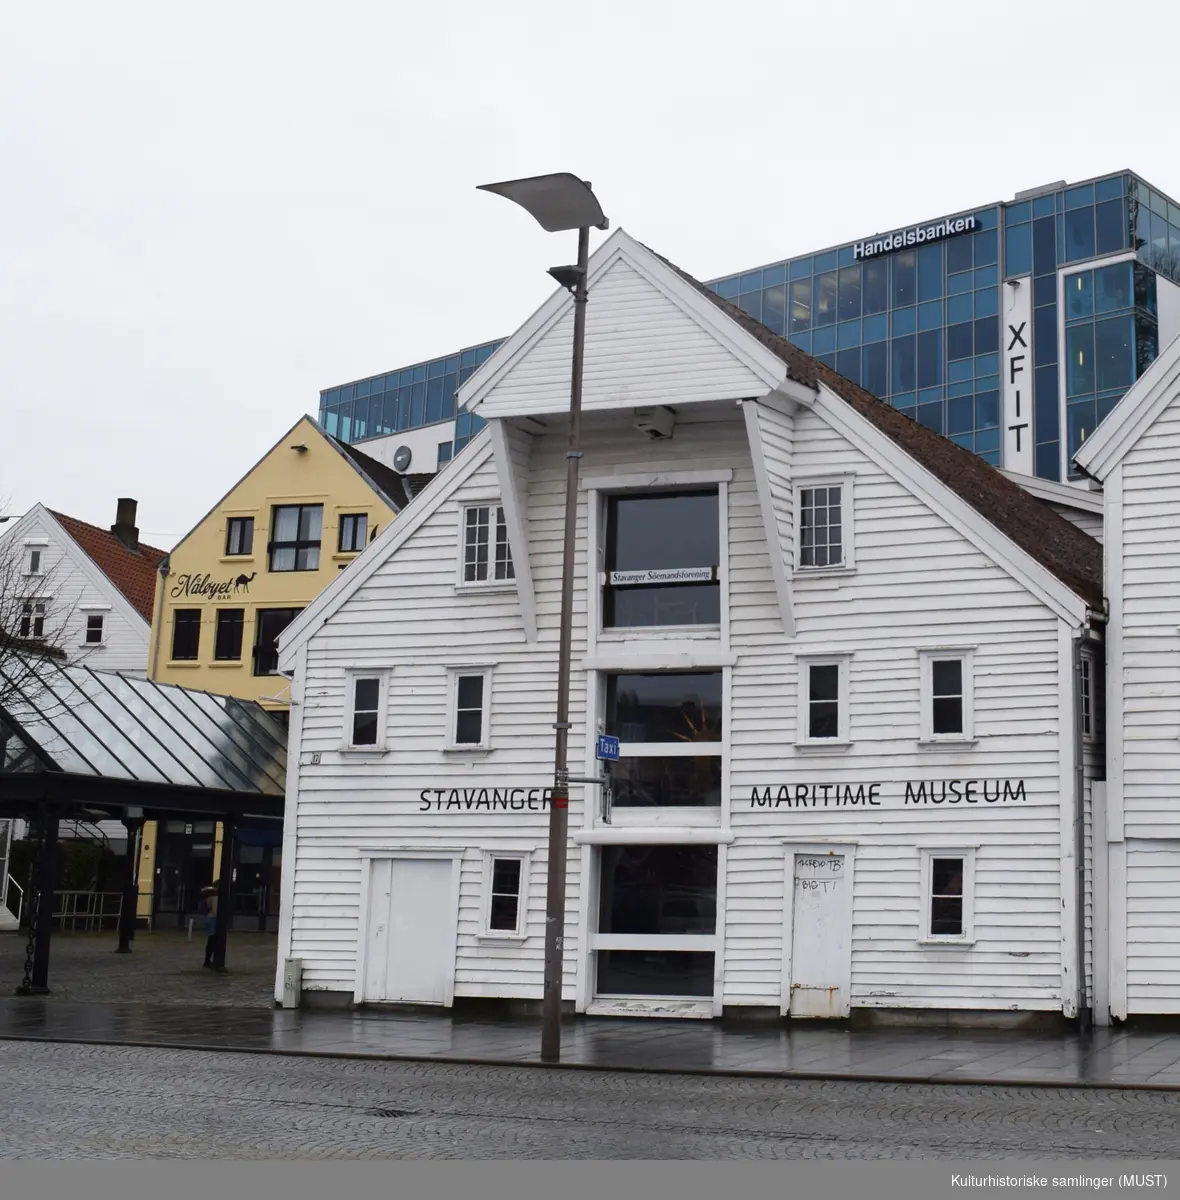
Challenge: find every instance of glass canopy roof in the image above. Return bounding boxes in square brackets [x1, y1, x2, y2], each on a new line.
[0, 657, 286, 796]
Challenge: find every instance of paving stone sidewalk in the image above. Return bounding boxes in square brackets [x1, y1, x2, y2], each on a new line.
[4, 931, 1180, 1090]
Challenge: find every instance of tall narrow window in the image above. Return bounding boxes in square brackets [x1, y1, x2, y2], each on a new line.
[84, 614, 105, 644]
[461, 505, 513, 583]
[171, 609, 201, 660]
[252, 608, 302, 675]
[920, 650, 974, 741]
[19, 601, 46, 640]
[26, 549, 42, 575]
[214, 609, 244, 661]
[350, 676, 382, 746]
[225, 517, 254, 556]
[930, 857, 964, 936]
[1080, 655, 1093, 739]
[487, 858, 523, 934]
[338, 513, 368, 553]
[603, 490, 720, 627]
[269, 505, 323, 572]
[449, 670, 490, 747]
[808, 664, 840, 738]
[798, 484, 844, 568]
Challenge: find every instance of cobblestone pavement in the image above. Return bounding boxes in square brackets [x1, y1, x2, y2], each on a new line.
[1, 1040, 1179, 1159]
[0, 931, 275, 1007]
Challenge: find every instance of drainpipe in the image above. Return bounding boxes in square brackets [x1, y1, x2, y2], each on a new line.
[1073, 620, 1097, 1032]
[150, 555, 170, 680]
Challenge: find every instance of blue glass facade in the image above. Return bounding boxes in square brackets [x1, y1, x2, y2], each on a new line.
[317, 337, 504, 462]
[322, 171, 1179, 482]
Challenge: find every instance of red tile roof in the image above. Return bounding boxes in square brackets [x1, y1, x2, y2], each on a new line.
[48, 511, 168, 623]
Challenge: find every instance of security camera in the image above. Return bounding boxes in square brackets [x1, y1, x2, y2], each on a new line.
[634, 407, 675, 440]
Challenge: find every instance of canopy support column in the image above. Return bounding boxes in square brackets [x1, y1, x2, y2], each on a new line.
[212, 816, 235, 973]
[115, 817, 143, 954]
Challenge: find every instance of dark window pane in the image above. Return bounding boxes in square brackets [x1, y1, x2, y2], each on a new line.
[917, 402, 944, 434]
[1095, 199, 1126, 255]
[1095, 315, 1135, 392]
[1136, 313, 1160, 377]
[599, 846, 716, 936]
[892, 335, 916, 392]
[813, 271, 838, 327]
[597, 950, 715, 997]
[1036, 440, 1060, 481]
[610, 756, 722, 808]
[352, 711, 378, 745]
[252, 607, 301, 676]
[932, 696, 963, 735]
[606, 672, 722, 742]
[1095, 261, 1132, 312]
[932, 858, 963, 896]
[1033, 304, 1058, 365]
[932, 659, 961, 695]
[1067, 325, 1095, 396]
[1032, 216, 1057, 276]
[973, 229, 998, 267]
[354, 677, 380, 712]
[762, 285, 786, 335]
[790, 279, 811, 333]
[605, 491, 720, 628]
[455, 710, 483, 745]
[491, 858, 521, 896]
[837, 265, 861, 320]
[1035, 366, 1060, 441]
[171, 610, 201, 661]
[917, 329, 942, 387]
[973, 316, 999, 356]
[213, 609, 244, 661]
[835, 347, 861, 385]
[947, 394, 973, 435]
[930, 896, 963, 936]
[1064, 271, 1092, 320]
[917, 243, 943, 300]
[862, 341, 888, 396]
[946, 234, 973, 274]
[1064, 207, 1095, 261]
[947, 321, 973, 361]
[1005, 223, 1032, 277]
[892, 251, 916, 307]
[489, 894, 519, 931]
[456, 675, 483, 710]
[808, 664, 840, 739]
[862, 259, 888, 314]
[975, 391, 1000, 429]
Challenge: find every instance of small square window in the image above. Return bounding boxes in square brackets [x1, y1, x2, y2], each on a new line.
[347, 674, 386, 748]
[338, 513, 368, 554]
[920, 650, 974, 742]
[225, 517, 254, 557]
[920, 848, 976, 944]
[84, 614, 105, 644]
[795, 477, 855, 572]
[461, 505, 514, 585]
[796, 656, 850, 745]
[447, 668, 492, 749]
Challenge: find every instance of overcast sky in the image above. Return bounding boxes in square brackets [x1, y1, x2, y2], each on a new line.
[2, 1, 1175, 546]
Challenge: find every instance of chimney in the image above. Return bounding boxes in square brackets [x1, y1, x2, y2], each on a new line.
[111, 497, 140, 552]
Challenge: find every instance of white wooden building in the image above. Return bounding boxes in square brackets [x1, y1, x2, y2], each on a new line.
[1075, 332, 1180, 1020]
[274, 231, 1106, 1023]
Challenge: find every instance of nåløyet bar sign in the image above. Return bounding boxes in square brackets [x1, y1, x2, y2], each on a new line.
[750, 779, 1027, 808]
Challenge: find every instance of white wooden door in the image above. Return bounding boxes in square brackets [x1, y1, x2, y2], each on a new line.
[789, 852, 851, 1018]
[363, 857, 456, 1005]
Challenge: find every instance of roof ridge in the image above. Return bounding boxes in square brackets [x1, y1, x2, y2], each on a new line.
[47, 509, 168, 559]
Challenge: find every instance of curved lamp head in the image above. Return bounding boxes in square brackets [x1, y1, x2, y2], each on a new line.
[478, 173, 608, 233]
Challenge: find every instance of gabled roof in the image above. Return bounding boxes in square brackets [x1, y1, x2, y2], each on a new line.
[332, 440, 435, 510]
[48, 511, 167, 623]
[1073, 330, 1180, 481]
[645, 242, 1104, 610]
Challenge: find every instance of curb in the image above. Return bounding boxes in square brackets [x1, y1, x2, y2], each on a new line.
[1, 1031, 1177, 1093]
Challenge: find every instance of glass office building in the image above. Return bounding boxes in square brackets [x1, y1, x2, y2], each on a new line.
[321, 170, 1180, 482]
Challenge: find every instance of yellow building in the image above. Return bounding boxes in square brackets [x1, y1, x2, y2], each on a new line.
[139, 414, 423, 927]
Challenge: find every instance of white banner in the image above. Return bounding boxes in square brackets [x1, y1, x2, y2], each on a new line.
[609, 567, 714, 586]
[1002, 276, 1034, 475]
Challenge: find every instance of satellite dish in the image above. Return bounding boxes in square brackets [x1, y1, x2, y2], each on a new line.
[392, 445, 412, 472]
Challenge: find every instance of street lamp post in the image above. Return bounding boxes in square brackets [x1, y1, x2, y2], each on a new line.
[477, 174, 608, 1062]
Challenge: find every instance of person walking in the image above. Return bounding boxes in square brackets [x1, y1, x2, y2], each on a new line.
[198, 884, 219, 968]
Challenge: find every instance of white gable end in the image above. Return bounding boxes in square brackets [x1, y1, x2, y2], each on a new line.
[464, 231, 787, 420]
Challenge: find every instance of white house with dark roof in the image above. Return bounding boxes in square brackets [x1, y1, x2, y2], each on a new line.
[273, 231, 1105, 1024]
[1075, 332, 1180, 1020]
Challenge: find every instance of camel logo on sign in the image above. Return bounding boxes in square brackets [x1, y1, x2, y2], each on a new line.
[169, 571, 257, 600]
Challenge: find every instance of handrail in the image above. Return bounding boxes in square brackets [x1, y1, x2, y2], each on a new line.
[3, 875, 23, 926]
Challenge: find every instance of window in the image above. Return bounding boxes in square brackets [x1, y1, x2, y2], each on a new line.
[796, 477, 854, 571]
[1081, 652, 1102, 742]
[338, 513, 368, 554]
[214, 609, 244, 661]
[461, 505, 513, 584]
[84, 614, 105, 644]
[26, 549, 42, 575]
[919, 848, 976, 943]
[447, 668, 491, 748]
[19, 601, 46, 640]
[595, 845, 717, 998]
[920, 650, 974, 742]
[482, 855, 527, 937]
[252, 608, 302, 676]
[171, 609, 201, 661]
[347, 674, 386, 748]
[269, 505, 323, 572]
[225, 517, 254, 557]
[605, 672, 723, 809]
[797, 656, 850, 745]
[603, 490, 720, 628]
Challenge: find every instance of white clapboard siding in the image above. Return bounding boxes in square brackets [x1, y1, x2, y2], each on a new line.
[1048, 503, 1104, 543]
[3, 509, 152, 677]
[288, 398, 1078, 1013]
[474, 255, 775, 419]
[725, 403, 1068, 1010]
[1125, 841, 1180, 1011]
[1117, 395, 1180, 838]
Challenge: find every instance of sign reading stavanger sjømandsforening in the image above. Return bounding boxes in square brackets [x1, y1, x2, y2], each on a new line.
[852, 215, 978, 261]
[608, 567, 715, 586]
[750, 779, 1027, 808]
